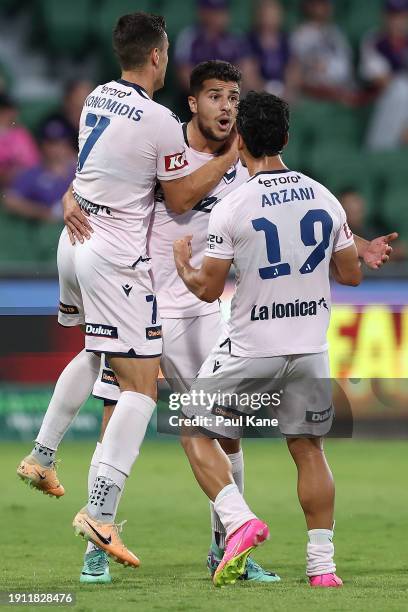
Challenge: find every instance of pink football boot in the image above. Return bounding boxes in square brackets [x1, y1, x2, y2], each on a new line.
[213, 519, 270, 587]
[309, 573, 343, 587]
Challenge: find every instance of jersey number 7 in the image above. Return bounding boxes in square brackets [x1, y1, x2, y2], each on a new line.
[252, 209, 333, 279]
[77, 113, 111, 172]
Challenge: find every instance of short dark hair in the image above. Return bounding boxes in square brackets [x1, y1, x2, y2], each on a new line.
[113, 12, 166, 70]
[237, 91, 289, 158]
[189, 60, 241, 96]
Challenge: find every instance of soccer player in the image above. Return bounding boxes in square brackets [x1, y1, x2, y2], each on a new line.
[173, 91, 364, 587]
[82, 60, 279, 584]
[16, 13, 239, 567]
[75, 64, 395, 583]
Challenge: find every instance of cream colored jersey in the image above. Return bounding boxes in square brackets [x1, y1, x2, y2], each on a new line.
[205, 169, 355, 357]
[148, 124, 249, 317]
[73, 79, 190, 267]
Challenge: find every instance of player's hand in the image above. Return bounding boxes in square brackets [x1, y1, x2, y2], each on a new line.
[218, 123, 238, 160]
[63, 188, 93, 245]
[173, 235, 193, 266]
[363, 233, 398, 269]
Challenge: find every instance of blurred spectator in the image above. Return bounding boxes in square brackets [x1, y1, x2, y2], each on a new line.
[361, 0, 408, 150]
[3, 120, 76, 222]
[40, 79, 93, 150]
[339, 188, 377, 238]
[244, 0, 300, 98]
[0, 94, 40, 188]
[174, 0, 252, 95]
[291, 0, 359, 105]
[339, 187, 406, 258]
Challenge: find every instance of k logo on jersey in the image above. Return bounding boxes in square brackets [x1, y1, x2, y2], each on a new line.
[165, 152, 188, 172]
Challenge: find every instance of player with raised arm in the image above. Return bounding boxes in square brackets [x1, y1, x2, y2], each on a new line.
[173, 91, 365, 587]
[80, 60, 279, 584]
[16, 13, 238, 568]
[75, 65, 395, 583]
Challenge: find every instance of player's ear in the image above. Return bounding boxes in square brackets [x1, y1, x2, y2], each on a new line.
[284, 133, 289, 147]
[237, 133, 244, 151]
[188, 96, 197, 115]
[152, 47, 160, 68]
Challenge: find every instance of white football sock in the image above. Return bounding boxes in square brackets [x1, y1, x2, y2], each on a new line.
[87, 441, 102, 496]
[210, 449, 245, 551]
[85, 442, 125, 549]
[229, 449, 244, 493]
[214, 483, 256, 539]
[36, 350, 100, 450]
[306, 528, 336, 576]
[86, 442, 103, 554]
[86, 391, 155, 520]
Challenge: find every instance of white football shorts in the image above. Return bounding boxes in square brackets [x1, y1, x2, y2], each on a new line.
[92, 311, 227, 401]
[57, 228, 162, 357]
[182, 350, 333, 438]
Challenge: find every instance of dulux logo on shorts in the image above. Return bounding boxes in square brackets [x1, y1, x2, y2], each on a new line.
[85, 323, 118, 338]
[306, 406, 333, 423]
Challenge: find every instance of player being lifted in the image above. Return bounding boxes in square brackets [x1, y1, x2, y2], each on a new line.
[82, 60, 279, 584]
[16, 14, 396, 584]
[20, 52, 394, 584]
[17, 13, 239, 567]
[174, 91, 365, 588]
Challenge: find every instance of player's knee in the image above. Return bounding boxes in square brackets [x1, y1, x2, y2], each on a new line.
[219, 437, 241, 455]
[287, 437, 323, 462]
[115, 379, 157, 402]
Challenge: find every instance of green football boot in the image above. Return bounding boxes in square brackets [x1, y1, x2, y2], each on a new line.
[80, 549, 111, 584]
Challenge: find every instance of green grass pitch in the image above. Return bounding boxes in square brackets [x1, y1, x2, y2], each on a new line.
[1, 440, 407, 611]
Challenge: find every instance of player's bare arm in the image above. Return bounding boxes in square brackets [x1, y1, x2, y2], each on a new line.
[354, 232, 398, 270]
[161, 140, 237, 214]
[331, 244, 362, 286]
[173, 235, 231, 302]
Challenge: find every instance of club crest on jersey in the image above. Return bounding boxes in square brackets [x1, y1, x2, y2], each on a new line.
[193, 195, 219, 213]
[85, 323, 118, 338]
[146, 325, 162, 340]
[223, 166, 237, 185]
[165, 152, 188, 172]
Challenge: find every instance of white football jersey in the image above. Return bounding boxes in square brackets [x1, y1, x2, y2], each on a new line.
[148, 124, 249, 317]
[206, 169, 355, 357]
[73, 79, 190, 267]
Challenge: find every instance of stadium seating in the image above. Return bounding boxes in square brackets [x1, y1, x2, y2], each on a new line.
[96, 0, 160, 45]
[18, 97, 60, 133]
[0, 0, 406, 269]
[0, 0, 19, 14]
[160, 0, 196, 41]
[230, 0, 253, 33]
[94, 0, 160, 77]
[0, 206, 62, 269]
[382, 185, 408, 241]
[0, 209, 38, 264]
[35, 0, 93, 56]
[342, 0, 384, 48]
